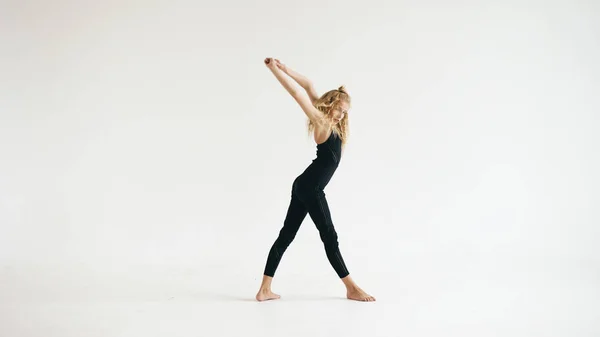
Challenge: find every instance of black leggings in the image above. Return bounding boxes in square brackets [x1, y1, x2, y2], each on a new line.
[263, 179, 350, 278]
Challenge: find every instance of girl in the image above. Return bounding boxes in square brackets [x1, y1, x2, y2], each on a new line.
[256, 58, 375, 302]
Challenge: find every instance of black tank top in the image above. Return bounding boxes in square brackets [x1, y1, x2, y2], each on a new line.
[297, 131, 342, 190]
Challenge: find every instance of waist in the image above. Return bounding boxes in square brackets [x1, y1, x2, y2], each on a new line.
[313, 154, 340, 166]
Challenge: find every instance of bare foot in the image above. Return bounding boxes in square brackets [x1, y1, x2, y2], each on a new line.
[255, 289, 281, 302]
[347, 287, 376, 302]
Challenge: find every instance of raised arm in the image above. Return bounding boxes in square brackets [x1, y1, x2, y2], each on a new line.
[275, 59, 320, 104]
[264, 58, 324, 124]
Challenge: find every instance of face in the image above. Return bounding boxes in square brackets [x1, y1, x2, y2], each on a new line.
[331, 101, 349, 124]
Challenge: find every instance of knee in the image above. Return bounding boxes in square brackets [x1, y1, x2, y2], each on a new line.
[319, 227, 339, 246]
[276, 228, 296, 247]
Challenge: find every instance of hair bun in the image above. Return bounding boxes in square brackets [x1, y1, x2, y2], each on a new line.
[338, 85, 347, 94]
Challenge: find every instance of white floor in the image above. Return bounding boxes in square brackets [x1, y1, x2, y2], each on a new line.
[1, 253, 598, 337]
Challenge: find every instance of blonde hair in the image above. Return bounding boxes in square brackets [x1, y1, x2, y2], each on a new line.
[307, 85, 351, 148]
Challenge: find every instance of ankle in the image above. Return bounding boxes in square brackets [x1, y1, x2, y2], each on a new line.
[341, 275, 358, 291]
[345, 284, 359, 292]
[259, 275, 273, 291]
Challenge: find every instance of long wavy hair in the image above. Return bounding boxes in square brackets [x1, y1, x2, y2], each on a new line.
[307, 85, 351, 148]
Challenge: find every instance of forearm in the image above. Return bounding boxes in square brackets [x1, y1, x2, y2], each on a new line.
[283, 67, 312, 90]
[270, 67, 300, 96]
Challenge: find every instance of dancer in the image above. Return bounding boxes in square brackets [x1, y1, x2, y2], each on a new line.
[256, 57, 375, 302]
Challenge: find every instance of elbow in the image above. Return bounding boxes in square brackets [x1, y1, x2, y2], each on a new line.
[289, 88, 301, 98]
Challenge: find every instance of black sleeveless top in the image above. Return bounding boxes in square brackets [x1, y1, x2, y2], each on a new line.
[314, 131, 342, 166]
[296, 131, 342, 190]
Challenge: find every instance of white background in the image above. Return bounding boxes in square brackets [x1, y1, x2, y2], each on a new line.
[1, 0, 598, 336]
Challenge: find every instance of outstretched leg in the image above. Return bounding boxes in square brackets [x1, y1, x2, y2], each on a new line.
[257, 190, 308, 301]
[304, 190, 349, 278]
[263, 191, 308, 277]
[304, 190, 376, 302]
